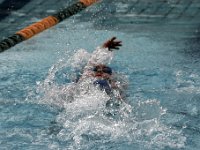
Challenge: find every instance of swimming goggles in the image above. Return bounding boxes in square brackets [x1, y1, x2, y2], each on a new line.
[93, 65, 112, 75]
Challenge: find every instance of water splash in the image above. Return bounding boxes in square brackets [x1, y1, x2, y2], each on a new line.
[35, 49, 186, 150]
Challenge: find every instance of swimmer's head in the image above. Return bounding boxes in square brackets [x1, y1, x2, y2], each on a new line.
[93, 65, 112, 75]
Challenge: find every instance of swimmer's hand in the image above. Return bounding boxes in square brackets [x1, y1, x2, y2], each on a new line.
[103, 37, 122, 51]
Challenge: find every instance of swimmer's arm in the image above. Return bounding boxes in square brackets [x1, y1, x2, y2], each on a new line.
[81, 37, 122, 77]
[85, 37, 122, 66]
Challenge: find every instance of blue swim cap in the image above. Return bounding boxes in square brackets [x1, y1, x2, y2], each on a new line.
[93, 79, 111, 94]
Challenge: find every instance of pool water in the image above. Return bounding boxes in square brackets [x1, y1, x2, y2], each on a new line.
[1, 0, 200, 149]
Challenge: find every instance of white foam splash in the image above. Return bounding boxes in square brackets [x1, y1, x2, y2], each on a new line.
[36, 49, 186, 150]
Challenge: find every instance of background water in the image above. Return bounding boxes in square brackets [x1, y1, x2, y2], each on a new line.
[1, 0, 200, 149]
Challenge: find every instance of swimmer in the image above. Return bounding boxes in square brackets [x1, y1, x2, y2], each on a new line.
[77, 37, 125, 100]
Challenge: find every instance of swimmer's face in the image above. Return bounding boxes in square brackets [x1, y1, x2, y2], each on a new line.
[94, 65, 112, 78]
[94, 65, 112, 74]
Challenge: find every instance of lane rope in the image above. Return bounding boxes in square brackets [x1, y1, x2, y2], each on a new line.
[16, 16, 59, 39]
[0, 0, 100, 53]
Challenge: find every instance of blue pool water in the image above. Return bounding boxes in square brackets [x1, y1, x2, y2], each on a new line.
[1, 0, 200, 149]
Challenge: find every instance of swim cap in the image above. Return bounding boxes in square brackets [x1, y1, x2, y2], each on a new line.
[93, 79, 111, 94]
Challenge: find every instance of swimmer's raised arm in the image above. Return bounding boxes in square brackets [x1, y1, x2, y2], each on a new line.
[87, 37, 122, 65]
[80, 37, 122, 79]
[102, 37, 122, 51]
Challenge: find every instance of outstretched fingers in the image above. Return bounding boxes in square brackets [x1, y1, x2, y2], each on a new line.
[103, 37, 123, 51]
[110, 37, 117, 42]
[115, 41, 122, 47]
[111, 40, 122, 50]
